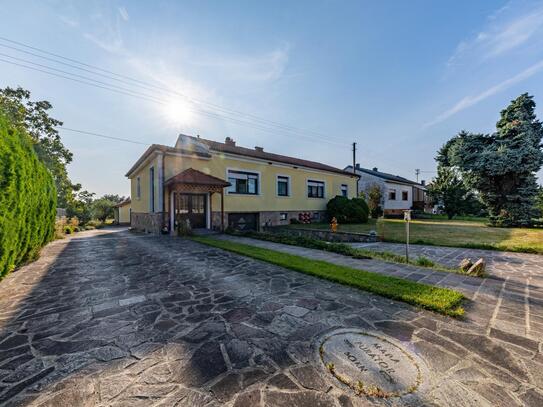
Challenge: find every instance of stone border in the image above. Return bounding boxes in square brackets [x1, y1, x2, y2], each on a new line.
[266, 226, 378, 243]
[316, 329, 425, 399]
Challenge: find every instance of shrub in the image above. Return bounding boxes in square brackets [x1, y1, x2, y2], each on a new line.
[64, 226, 72, 234]
[0, 113, 56, 279]
[326, 196, 369, 224]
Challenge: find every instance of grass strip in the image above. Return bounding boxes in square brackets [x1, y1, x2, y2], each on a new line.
[192, 236, 465, 317]
[230, 231, 467, 276]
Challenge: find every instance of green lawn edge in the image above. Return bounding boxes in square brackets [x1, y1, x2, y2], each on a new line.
[232, 230, 467, 276]
[191, 236, 465, 317]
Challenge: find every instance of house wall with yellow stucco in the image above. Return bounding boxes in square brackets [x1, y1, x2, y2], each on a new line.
[128, 149, 357, 231]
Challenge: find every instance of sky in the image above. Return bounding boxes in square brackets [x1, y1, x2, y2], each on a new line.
[2, 0, 543, 196]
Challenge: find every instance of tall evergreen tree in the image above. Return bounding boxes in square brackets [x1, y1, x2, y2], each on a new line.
[440, 93, 543, 226]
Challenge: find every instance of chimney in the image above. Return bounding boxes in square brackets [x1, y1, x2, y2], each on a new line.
[255, 146, 264, 152]
[421, 180, 425, 186]
[225, 137, 236, 146]
[372, 167, 378, 172]
[355, 163, 361, 170]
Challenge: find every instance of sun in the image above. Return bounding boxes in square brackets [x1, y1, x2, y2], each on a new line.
[162, 99, 194, 128]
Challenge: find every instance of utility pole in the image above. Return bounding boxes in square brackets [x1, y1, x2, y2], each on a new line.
[352, 142, 358, 196]
[415, 168, 420, 183]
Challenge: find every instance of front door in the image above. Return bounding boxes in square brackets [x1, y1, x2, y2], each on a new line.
[174, 193, 206, 229]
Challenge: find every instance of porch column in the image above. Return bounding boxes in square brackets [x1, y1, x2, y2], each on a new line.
[206, 192, 211, 229]
[221, 189, 225, 231]
[209, 192, 213, 230]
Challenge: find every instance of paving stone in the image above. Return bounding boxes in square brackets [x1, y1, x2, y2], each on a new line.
[267, 373, 299, 390]
[283, 305, 310, 317]
[226, 339, 252, 368]
[470, 382, 523, 406]
[210, 373, 242, 402]
[0, 228, 542, 406]
[242, 368, 270, 388]
[265, 390, 337, 407]
[233, 389, 261, 407]
[173, 342, 227, 386]
[520, 388, 543, 407]
[290, 365, 327, 390]
[439, 329, 529, 380]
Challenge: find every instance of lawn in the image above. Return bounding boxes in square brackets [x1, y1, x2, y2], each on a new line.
[286, 218, 543, 254]
[192, 236, 465, 317]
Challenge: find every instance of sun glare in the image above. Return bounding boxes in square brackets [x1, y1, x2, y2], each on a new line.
[162, 99, 194, 128]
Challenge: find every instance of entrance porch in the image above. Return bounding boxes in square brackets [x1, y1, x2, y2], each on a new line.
[165, 168, 230, 233]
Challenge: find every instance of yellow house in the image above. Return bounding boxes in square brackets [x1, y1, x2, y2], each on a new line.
[125, 134, 358, 233]
[114, 198, 131, 225]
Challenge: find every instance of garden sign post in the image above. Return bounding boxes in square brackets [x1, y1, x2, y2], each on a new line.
[404, 210, 412, 262]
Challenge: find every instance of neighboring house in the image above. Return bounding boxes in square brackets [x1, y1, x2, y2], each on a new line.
[344, 164, 428, 215]
[125, 134, 358, 233]
[114, 198, 131, 225]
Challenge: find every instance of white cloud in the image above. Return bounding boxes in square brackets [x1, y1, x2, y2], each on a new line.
[190, 43, 291, 83]
[424, 59, 543, 128]
[118, 6, 129, 22]
[448, 2, 543, 66]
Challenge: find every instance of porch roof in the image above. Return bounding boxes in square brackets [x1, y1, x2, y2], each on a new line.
[164, 168, 231, 188]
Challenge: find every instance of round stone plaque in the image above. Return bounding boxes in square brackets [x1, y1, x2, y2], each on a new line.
[319, 331, 422, 398]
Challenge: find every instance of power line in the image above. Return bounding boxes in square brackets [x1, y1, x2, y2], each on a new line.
[0, 36, 346, 144]
[0, 56, 349, 147]
[59, 127, 149, 145]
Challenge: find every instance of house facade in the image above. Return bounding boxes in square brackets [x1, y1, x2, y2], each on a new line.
[126, 134, 358, 233]
[344, 164, 428, 215]
[114, 198, 131, 225]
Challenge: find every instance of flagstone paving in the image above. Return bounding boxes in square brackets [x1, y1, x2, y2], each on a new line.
[0, 228, 542, 406]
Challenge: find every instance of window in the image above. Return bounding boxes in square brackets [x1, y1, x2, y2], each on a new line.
[280, 212, 288, 221]
[388, 189, 396, 200]
[402, 191, 409, 201]
[136, 177, 141, 199]
[312, 212, 320, 221]
[228, 170, 259, 195]
[277, 176, 289, 196]
[308, 180, 325, 198]
[149, 167, 155, 212]
[341, 184, 348, 197]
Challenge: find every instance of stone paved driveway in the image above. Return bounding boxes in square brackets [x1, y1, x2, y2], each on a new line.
[0, 228, 542, 406]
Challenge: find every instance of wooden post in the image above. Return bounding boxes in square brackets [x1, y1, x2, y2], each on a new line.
[221, 189, 225, 231]
[209, 192, 213, 230]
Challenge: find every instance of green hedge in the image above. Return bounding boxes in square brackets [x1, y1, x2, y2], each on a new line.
[326, 196, 369, 223]
[0, 114, 57, 279]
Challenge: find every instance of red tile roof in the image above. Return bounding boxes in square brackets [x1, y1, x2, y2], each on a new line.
[197, 136, 356, 177]
[164, 168, 231, 187]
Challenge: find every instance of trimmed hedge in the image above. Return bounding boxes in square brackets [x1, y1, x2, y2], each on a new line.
[326, 196, 369, 223]
[0, 114, 57, 279]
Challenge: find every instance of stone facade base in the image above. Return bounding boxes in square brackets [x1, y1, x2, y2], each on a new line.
[211, 210, 327, 231]
[131, 212, 165, 234]
[266, 226, 378, 243]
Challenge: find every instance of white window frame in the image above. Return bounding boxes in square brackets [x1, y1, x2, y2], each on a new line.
[388, 188, 397, 201]
[226, 168, 262, 196]
[276, 174, 291, 197]
[307, 179, 326, 199]
[402, 190, 409, 201]
[279, 212, 288, 221]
